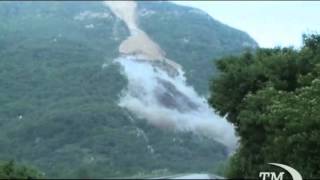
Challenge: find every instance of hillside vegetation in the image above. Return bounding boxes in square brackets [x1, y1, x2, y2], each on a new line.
[0, 161, 43, 179]
[138, 1, 257, 95]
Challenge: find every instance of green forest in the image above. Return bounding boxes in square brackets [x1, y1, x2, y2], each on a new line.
[209, 34, 320, 179]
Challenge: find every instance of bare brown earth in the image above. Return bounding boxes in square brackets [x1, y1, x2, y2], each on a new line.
[104, 1, 181, 70]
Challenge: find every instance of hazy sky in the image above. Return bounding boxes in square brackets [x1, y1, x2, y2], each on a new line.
[173, 1, 320, 48]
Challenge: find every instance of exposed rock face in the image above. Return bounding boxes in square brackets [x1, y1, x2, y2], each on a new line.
[155, 78, 199, 112]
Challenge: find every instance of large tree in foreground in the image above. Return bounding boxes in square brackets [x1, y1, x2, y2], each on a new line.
[209, 34, 320, 178]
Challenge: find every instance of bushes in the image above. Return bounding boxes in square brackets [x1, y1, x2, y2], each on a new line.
[0, 161, 43, 179]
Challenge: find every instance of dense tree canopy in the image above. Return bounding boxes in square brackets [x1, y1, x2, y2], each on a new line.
[209, 34, 320, 178]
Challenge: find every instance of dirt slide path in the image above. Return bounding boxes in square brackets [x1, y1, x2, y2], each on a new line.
[104, 1, 181, 70]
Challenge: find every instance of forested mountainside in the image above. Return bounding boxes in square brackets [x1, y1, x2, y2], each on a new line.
[138, 1, 258, 95]
[0, 1, 257, 178]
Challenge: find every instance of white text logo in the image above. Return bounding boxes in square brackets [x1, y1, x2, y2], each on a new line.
[259, 163, 302, 180]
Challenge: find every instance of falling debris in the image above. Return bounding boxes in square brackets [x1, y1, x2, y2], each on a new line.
[105, 1, 238, 152]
